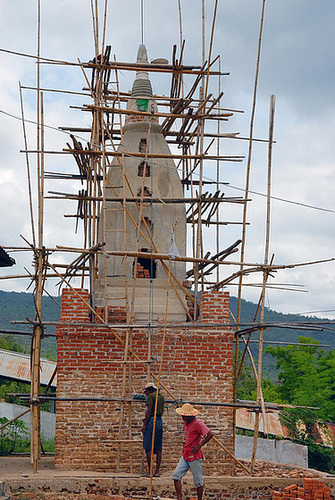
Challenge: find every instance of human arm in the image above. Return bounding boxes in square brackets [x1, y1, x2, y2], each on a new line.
[141, 404, 153, 433]
[191, 430, 213, 454]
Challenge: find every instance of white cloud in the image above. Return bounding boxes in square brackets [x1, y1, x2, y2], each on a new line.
[0, 0, 334, 320]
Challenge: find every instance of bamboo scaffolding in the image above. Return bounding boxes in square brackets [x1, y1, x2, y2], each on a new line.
[6, 0, 333, 478]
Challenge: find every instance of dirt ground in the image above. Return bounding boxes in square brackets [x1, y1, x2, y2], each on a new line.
[0, 454, 326, 479]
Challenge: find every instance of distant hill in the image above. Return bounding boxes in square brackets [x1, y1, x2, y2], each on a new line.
[0, 290, 60, 359]
[229, 295, 335, 377]
[0, 290, 334, 374]
[230, 295, 335, 349]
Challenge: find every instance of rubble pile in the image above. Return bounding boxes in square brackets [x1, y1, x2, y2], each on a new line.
[273, 479, 332, 500]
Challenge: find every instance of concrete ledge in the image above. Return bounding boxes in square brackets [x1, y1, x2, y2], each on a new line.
[4, 474, 335, 500]
[2, 457, 334, 500]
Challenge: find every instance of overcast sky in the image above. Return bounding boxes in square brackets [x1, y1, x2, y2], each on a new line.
[0, 0, 334, 320]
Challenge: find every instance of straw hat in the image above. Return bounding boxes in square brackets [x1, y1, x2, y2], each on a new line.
[176, 403, 199, 416]
[144, 382, 157, 390]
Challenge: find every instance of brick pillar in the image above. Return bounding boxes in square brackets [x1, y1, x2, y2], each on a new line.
[58, 288, 90, 326]
[199, 290, 230, 323]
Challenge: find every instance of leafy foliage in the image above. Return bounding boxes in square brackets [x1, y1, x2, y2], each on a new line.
[266, 337, 335, 423]
[0, 417, 29, 455]
[308, 443, 335, 474]
[0, 378, 30, 406]
[237, 336, 335, 473]
[0, 334, 26, 353]
[264, 337, 335, 473]
[0, 418, 54, 455]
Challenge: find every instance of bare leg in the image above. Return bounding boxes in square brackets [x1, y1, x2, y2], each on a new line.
[155, 450, 162, 475]
[197, 485, 204, 500]
[145, 450, 151, 472]
[174, 479, 182, 500]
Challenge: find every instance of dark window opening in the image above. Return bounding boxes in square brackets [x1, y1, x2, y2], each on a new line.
[139, 138, 147, 153]
[133, 248, 156, 279]
[143, 217, 152, 229]
[138, 161, 151, 177]
[137, 186, 151, 197]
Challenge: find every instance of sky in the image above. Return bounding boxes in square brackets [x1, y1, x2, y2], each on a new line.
[0, 0, 334, 320]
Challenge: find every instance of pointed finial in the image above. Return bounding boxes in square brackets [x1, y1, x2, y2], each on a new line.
[131, 44, 153, 97]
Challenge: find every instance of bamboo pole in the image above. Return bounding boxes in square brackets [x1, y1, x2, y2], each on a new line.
[212, 435, 250, 475]
[234, 0, 267, 446]
[114, 62, 132, 472]
[19, 83, 36, 248]
[0, 409, 30, 430]
[0, 47, 230, 76]
[14, 394, 321, 412]
[75, 103, 233, 120]
[149, 265, 171, 497]
[30, 0, 43, 471]
[250, 94, 276, 471]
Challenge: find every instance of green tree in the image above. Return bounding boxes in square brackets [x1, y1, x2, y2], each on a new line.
[0, 378, 30, 406]
[236, 358, 257, 400]
[236, 351, 282, 403]
[0, 335, 26, 353]
[0, 417, 29, 456]
[266, 337, 335, 437]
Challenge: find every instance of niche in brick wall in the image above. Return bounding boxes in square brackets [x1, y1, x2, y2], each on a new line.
[133, 247, 156, 278]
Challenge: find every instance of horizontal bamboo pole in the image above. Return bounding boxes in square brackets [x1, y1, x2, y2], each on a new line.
[4, 245, 334, 271]
[0, 48, 227, 76]
[48, 192, 245, 204]
[11, 395, 319, 412]
[11, 318, 327, 331]
[22, 148, 244, 161]
[79, 103, 233, 120]
[63, 149, 243, 161]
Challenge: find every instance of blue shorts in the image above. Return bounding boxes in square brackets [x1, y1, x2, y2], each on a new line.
[143, 416, 163, 452]
[172, 456, 203, 487]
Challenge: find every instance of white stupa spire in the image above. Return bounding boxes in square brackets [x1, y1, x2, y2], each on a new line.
[131, 44, 153, 97]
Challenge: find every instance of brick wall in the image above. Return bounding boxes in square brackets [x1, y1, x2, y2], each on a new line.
[55, 288, 234, 474]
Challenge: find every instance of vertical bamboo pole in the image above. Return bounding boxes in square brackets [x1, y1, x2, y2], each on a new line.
[19, 83, 36, 249]
[233, 0, 267, 441]
[31, 91, 45, 473]
[149, 264, 171, 499]
[177, 0, 184, 98]
[114, 62, 131, 472]
[30, 0, 43, 473]
[102, 0, 108, 55]
[250, 94, 276, 471]
[193, 0, 206, 315]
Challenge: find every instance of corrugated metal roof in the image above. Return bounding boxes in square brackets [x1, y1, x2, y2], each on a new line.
[0, 349, 57, 387]
[236, 407, 284, 436]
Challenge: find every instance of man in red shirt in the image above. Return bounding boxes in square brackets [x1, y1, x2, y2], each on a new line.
[172, 403, 213, 500]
